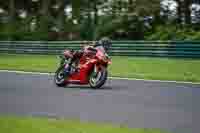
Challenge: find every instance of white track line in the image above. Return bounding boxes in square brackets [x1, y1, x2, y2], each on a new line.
[0, 69, 200, 85]
[0, 70, 52, 75]
[109, 76, 200, 85]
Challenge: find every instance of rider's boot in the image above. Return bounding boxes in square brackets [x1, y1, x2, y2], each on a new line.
[63, 58, 72, 77]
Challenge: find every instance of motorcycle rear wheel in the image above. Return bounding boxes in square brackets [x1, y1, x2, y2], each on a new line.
[54, 65, 67, 87]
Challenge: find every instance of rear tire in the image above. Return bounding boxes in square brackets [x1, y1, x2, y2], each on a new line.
[89, 68, 108, 89]
[54, 65, 67, 87]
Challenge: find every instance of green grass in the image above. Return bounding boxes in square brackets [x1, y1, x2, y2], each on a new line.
[0, 116, 167, 133]
[110, 56, 200, 82]
[0, 54, 200, 82]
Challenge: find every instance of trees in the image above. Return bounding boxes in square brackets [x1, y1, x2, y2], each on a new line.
[95, 0, 161, 40]
[173, 0, 200, 24]
[174, 0, 192, 24]
[0, 0, 199, 40]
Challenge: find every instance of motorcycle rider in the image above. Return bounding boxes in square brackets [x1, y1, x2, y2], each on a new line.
[63, 37, 112, 76]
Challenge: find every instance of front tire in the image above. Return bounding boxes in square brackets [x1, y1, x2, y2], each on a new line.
[54, 65, 67, 87]
[89, 68, 108, 89]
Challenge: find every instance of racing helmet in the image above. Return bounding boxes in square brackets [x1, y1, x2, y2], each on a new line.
[95, 37, 112, 52]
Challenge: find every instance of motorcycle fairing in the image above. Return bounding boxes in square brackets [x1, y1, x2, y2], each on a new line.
[65, 56, 98, 84]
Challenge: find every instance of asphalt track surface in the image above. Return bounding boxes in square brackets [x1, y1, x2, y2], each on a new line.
[0, 71, 199, 133]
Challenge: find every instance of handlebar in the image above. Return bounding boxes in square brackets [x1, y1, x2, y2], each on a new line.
[87, 47, 97, 53]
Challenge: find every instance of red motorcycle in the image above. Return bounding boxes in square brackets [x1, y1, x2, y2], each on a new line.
[54, 45, 112, 89]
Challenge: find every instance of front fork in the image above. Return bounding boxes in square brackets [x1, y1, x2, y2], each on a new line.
[94, 64, 98, 73]
[92, 64, 105, 77]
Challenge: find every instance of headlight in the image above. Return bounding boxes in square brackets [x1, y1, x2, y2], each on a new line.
[98, 55, 107, 63]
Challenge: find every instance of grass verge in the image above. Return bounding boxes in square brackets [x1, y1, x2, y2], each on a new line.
[0, 116, 167, 133]
[0, 54, 200, 82]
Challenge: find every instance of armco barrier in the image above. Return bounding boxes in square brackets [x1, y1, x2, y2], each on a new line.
[0, 41, 200, 58]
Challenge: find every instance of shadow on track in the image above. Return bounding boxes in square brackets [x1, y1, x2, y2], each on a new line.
[64, 85, 112, 90]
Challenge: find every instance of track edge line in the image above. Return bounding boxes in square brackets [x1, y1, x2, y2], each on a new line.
[0, 69, 200, 85]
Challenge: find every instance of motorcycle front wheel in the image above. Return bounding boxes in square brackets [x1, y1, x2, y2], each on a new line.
[89, 68, 108, 89]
